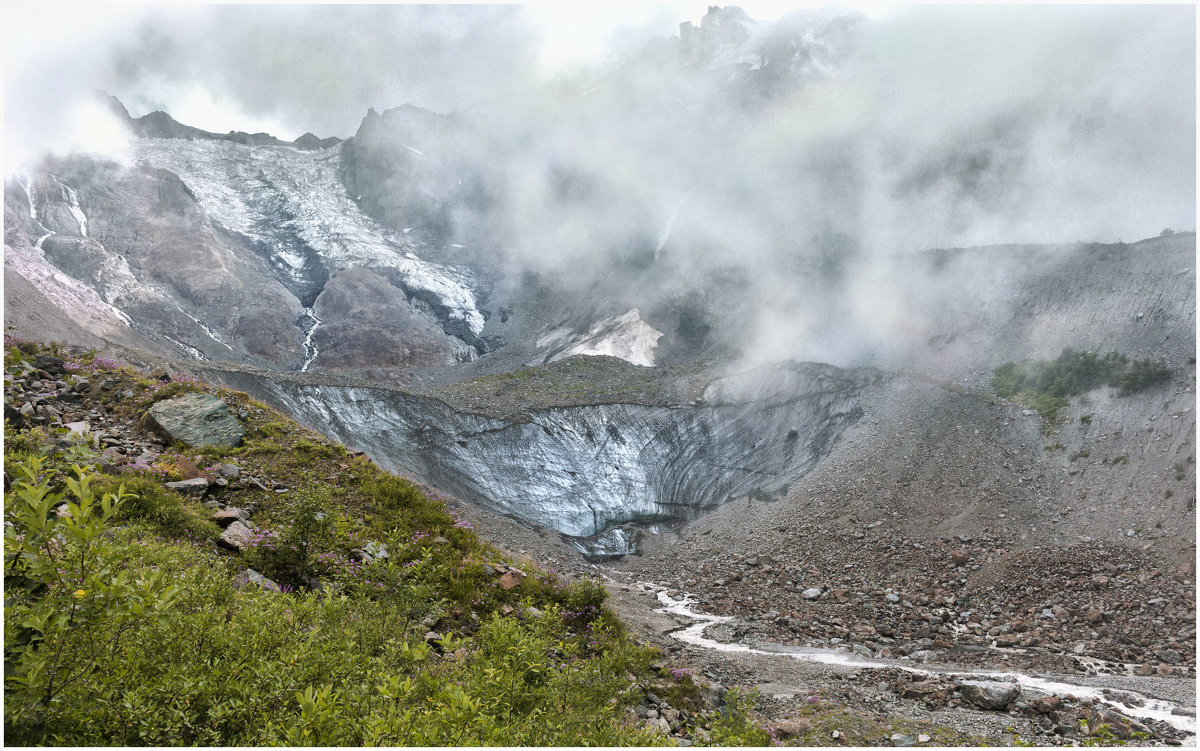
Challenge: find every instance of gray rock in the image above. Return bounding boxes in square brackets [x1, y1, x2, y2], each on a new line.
[802, 587, 823, 600]
[885, 593, 901, 603]
[211, 507, 250, 527]
[63, 420, 90, 435]
[232, 568, 281, 592]
[146, 393, 243, 448]
[71, 377, 90, 393]
[958, 680, 1020, 711]
[1157, 649, 1183, 664]
[891, 733, 915, 746]
[166, 477, 210, 497]
[218, 520, 253, 551]
[217, 463, 241, 479]
[363, 540, 388, 560]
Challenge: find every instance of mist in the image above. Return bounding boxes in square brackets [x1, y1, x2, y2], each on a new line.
[5, 3, 1194, 370]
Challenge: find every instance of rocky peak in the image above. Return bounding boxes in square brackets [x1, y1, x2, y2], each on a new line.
[96, 91, 340, 150]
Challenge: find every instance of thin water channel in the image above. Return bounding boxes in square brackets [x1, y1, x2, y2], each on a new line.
[649, 586, 1197, 742]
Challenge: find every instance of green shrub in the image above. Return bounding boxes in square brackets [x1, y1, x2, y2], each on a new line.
[243, 490, 336, 585]
[708, 689, 772, 746]
[4, 455, 182, 743]
[993, 348, 1172, 421]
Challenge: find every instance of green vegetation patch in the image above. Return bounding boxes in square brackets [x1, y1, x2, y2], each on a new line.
[3, 337, 774, 747]
[993, 348, 1171, 423]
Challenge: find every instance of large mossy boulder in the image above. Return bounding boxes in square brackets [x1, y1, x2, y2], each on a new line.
[147, 392, 243, 448]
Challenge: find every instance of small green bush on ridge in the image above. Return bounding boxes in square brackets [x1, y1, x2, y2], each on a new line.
[993, 348, 1171, 422]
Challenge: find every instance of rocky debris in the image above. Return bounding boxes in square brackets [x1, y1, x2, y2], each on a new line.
[614, 528, 1196, 677]
[232, 568, 281, 592]
[146, 392, 243, 448]
[351, 541, 388, 563]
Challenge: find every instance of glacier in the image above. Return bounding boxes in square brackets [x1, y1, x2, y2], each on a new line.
[205, 361, 875, 557]
[131, 139, 486, 338]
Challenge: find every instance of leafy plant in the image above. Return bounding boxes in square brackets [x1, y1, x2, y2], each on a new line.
[4, 454, 181, 743]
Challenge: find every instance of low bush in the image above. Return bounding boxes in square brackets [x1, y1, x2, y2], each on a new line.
[993, 348, 1171, 422]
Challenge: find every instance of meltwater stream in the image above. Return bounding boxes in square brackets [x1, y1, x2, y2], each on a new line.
[650, 587, 1197, 741]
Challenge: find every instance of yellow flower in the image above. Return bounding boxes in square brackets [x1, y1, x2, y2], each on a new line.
[73, 589, 86, 598]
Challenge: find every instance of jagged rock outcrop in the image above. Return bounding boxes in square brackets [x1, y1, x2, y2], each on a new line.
[100, 92, 342, 150]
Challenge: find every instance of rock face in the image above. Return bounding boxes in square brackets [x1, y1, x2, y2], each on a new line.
[213, 361, 874, 557]
[147, 393, 243, 448]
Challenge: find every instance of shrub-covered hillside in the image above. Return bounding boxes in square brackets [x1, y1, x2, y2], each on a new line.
[3, 337, 770, 746]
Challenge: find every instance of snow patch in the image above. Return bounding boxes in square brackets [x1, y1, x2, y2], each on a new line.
[537, 309, 663, 367]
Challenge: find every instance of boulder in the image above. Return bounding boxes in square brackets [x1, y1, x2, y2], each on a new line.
[219, 520, 253, 551]
[232, 568, 281, 592]
[498, 569, 526, 590]
[63, 420, 90, 435]
[146, 393, 243, 448]
[958, 680, 1020, 711]
[166, 477, 210, 497]
[901, 680, 951, 702]
[211, 507, 250, 527]
[1031, 695, 1062, 714]
[34, 354, 65, 376]
[773, 718, 813, 738]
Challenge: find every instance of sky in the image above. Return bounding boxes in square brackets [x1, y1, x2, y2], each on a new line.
[2, 2, 898, 153]
[3, 2, 1195, 244]
[2, 1, 1195, 371]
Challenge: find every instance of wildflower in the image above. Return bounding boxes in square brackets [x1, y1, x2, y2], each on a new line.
[73, 589, 86, 598]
